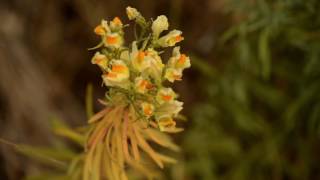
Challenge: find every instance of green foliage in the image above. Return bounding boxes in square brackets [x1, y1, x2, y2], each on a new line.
[0, 84, 95, 179]
[21, 84, 97, 179]
[0, 128, 84, 180]
[183, 0, 320, 179]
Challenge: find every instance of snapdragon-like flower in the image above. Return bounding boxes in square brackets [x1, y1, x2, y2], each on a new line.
[155, 100, 184, 120]
[152, 15, 169, 38]
[86, 6, 190, 180]
[94, 19, 110, 36]
[164, 68, 183, 82]
[156, 29, 184, 47]
[110, 16, 123, 31]
[165, 46, 191, 82]
[141, 102, 155, 117]
[103, 32, 123, 48]
[144, 48, 165, 84]
[157, 116, 178, 132]
[156, 87, 176, 104]
[130, 42, 151, 72]
[168, 46, 191, 70]
[102, 60, 129, 88]
[91, 52, 109, 69]
[134, 76, 153, 94]
[94, 19, 124, 49]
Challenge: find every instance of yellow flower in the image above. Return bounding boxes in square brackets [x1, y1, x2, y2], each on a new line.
[157, 116, 176, 132]
[168, 46, 191, 70]
[131, 45, 164, 82]
[164, 47, 190, 83]
[164, 68, 182, 83]
[156, 88, 176, 104]
[144, 48, 164, 83]
[94, 19, 110, 36]
[103, 33, 123, 48]
[134, 77, 153, 94]
[155, 100, 183, 120]
[126, 6, 140, 20]
[74, 6, 192, 180]
[130, 42, 151, 72]
[157, 30, 184, 47]
[141, 102, 154, 117]
[110, 16, 123, 30]
[102, 60, 129, 88]
[152, 15, 169, 38]
[91, 52, 109, 69]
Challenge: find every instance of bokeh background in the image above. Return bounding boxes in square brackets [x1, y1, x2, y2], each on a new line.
[1, 0, 320, 179]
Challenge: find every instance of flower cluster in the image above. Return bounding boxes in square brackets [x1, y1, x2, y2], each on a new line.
[91, 6, 190, 132]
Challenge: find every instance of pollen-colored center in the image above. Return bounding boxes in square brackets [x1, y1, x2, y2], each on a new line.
[106, 36, 118, 44]
[137, 51, 145, 62]
[112, 65, 126, 73]
[175, 35, 183, 42]
[177, 54, 186, 65]
[162, 94, 172, 101]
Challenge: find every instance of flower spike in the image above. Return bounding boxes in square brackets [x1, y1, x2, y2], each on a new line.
[86, 6, 191, 180]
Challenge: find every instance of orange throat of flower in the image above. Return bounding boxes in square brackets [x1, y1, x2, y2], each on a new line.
[106, 36, 118, 44]
[175, 35, 183, 43]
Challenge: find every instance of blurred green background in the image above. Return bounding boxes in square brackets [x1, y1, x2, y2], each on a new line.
[1, 0, 320, 179]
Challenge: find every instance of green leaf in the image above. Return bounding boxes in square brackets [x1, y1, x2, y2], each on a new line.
[258, 28, 271, 79]
[0, 139, 68, 169]
[52, 118, 85, 146]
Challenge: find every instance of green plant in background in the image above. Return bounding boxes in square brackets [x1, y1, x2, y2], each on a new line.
[183, 0, 320, 179]
[3, 6, 191, 180]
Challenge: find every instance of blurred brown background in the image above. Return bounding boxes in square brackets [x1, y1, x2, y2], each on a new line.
[0, 0, 228, 179]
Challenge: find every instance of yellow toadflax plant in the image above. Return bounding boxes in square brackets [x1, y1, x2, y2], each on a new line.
[84, 6, 190, 180]
[1, 6, 190, 180]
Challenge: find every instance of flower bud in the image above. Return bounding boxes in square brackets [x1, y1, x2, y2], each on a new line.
[126, 6, 140, 20]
